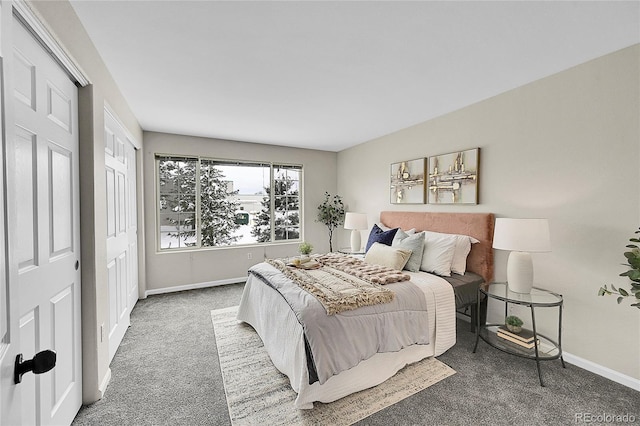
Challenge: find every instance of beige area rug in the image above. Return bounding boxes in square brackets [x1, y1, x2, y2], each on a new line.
[211, 306, 456, 426]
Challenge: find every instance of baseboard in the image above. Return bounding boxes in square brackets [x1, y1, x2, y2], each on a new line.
[98, 367, 111, 399]
[563, 351, 640, 392]
[144, 277, 247, 297]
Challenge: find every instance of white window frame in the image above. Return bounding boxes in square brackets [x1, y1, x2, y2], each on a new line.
[155, 155, 303, 251]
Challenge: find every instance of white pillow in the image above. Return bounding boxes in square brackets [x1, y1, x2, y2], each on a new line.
[420, 232, 457, 276]
[424, 231, 479, 275]
[364, 243, 412, 270]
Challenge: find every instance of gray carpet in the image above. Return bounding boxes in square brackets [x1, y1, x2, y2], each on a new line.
[73, 283, 639, 425]
[212, 306, 455, 425]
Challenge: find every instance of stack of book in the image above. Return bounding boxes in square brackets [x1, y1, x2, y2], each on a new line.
[496, 326, 539, 354]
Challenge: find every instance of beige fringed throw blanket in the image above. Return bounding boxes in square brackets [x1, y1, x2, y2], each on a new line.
[266, 253, 410, 315]
[316, 253, 411, 284]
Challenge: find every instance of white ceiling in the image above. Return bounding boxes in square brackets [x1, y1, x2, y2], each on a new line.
[69, 1, 640, 152]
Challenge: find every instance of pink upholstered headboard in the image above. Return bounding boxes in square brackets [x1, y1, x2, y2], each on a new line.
[379, 211, 495, 288]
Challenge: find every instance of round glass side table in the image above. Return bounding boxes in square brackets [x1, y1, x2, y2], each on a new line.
[473, 282, 565, 386]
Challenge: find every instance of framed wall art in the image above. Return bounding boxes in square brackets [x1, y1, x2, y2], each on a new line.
[390, 158, 426, 204]
[427, 148, 479, 204]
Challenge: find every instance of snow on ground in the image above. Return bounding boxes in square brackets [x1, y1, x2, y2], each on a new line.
[160, 223, 258, 249]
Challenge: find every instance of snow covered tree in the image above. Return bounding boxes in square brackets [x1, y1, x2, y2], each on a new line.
[251, 194, 272, 243]
[200, 160, 241, 246]
[251, 176, 300, 242]
[158, 158, 240, 248]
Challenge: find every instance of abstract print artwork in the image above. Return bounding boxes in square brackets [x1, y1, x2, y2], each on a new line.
[390, 158, 426, 204]
[427, 148, 479, 204]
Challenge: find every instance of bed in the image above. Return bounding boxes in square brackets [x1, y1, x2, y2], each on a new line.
[237, 211, 494, 409]
[380, 211, 495, 329]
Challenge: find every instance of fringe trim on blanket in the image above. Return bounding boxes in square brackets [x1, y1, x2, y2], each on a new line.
[266, 253, 408, 315]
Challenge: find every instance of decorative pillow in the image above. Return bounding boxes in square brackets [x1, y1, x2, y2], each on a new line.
[377, 222, 391, 232]
[424, 231, 479, 275]
[378, 224, 415, 237]
[365, 224, 399, 252]
[364, 243, 412, 270]
[420, 232, 458, 276]
[392, 231, 425, 272]
[391, 228, 416, 245]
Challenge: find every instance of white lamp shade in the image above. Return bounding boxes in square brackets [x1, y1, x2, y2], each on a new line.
[344, 213, 368, 230]
[492, 218, 551, 252]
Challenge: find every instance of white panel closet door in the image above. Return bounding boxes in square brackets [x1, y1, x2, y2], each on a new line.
[6, 16, 82, 425]
[105, 109, 139, 362]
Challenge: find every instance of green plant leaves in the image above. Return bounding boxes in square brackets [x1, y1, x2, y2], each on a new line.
[299, 241, 313, 255]
[600, 227, 640, 309]
[316, 192, 345, 252]
[505, 315, 523, 327]
[620, 270, 640, 280]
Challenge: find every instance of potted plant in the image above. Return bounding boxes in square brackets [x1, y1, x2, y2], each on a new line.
[316, 192, 345, 252]
[505, 315, 524, 333]
[298, 242, 313, 261]
[599, 227, 640, 309]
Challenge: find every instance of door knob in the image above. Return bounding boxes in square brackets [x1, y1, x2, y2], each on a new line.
[14, 350, 56, 384]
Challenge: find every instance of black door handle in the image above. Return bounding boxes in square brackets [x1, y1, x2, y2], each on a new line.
[14, 350, 56, 384]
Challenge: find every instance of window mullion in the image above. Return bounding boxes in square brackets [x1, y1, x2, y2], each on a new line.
[195, 157, 202, 248]
[269, 164, 275, 243]
[298, 169, 303, 241]
[156, 159, 162, 251]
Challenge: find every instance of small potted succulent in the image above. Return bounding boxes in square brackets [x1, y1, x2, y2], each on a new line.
[298, 242, 313, 260]
[505, 315, 524, 333]
[291, 242, 313, 267]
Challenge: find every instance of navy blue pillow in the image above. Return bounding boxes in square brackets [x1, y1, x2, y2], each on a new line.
[365, 224, 399, 252]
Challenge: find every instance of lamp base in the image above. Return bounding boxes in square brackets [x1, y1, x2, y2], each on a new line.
[507, 251, 533, 294]
[350, 230, 361, 253]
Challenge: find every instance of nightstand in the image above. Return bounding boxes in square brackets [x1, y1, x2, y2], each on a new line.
[338, 248, 365, 259]
[472, 282, 565, 386]
[338, 248, 365, 255]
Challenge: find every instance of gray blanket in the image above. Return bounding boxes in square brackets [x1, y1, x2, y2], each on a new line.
[249, 262, 430, 385]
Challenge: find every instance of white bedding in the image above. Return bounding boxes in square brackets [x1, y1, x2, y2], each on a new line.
[236, 269, 456, 409]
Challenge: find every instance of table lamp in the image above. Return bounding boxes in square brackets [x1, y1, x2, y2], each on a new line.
[492, 218, 551, 294]
[344, 213, 368, 253]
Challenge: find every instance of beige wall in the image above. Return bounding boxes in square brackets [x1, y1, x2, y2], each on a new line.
[28, 1, 143, 403]
[143, 132, 337, 291]
[337, 45, 640, 381]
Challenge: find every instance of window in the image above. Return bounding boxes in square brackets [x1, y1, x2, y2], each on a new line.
[157, 155, 302, 250]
